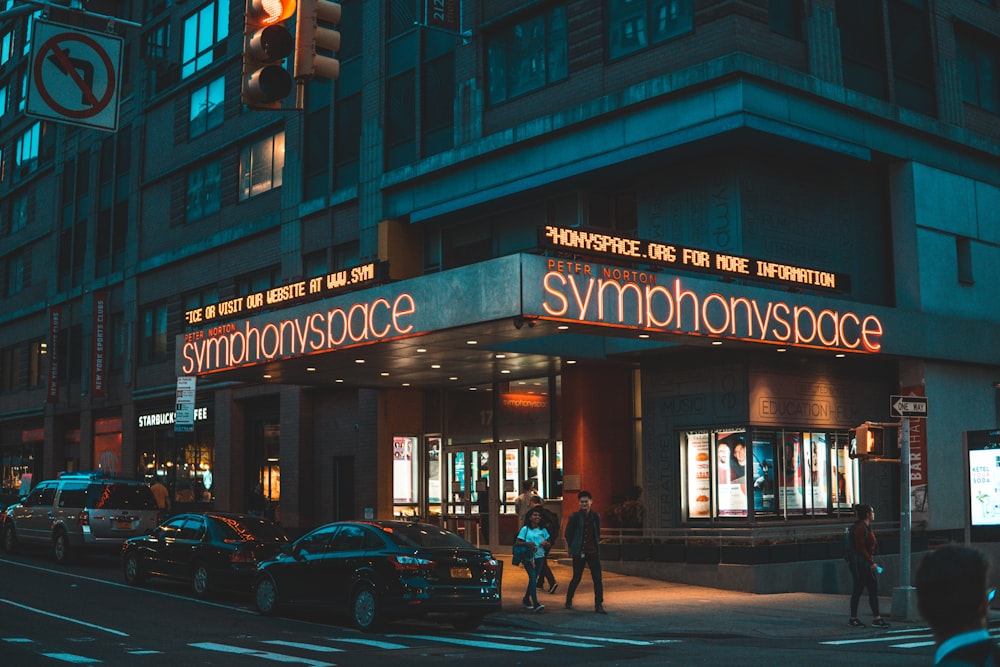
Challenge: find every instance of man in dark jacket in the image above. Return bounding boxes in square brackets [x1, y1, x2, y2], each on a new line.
[917, 544, 1000, 666]
[563, 490, 605, 613]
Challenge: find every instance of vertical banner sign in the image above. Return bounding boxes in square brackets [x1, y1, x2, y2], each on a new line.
[174, 376, 197, 433]
[901, 385, 928, 515]
[47, 307, 61, 403]
[425, 0, 461, 32]
[91, 290, 107, 398]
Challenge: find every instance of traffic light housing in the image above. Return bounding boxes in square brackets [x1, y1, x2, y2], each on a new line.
[294, 0, 342, 81]
[242, 0, 297, 110]
[850, 423, 885, 459]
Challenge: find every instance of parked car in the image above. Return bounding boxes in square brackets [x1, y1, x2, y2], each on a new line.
[1, 472, 159, 563]
[122, 512, 288, 599]
[253, 520, 502, 631]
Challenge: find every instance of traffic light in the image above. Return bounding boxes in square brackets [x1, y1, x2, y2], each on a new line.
[850, 423, 885, 459]
[294, 0, 342, 81]
[242, 0, 297, 110]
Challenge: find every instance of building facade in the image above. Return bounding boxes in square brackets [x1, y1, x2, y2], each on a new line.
[1, 0, 999, 591]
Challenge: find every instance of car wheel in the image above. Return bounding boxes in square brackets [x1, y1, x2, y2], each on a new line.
[452, 614, 485, 631]
[53, 530, 73, 564]
[254, 576, 280, 616]
[123, 553, 146, 586]
[352, 584, 382, 632]
[192, 562, 211, 599]
[2, 524, 17, 554]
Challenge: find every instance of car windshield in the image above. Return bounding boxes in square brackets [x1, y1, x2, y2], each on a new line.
[87, 483, 158, 510]
[381, 523, 474, 549]
[212, 516, 288, 543]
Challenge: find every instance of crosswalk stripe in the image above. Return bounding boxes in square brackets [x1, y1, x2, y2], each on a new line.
[821, 633, 933, 646]
[190, 642, 335, 666]
[387, 634, 540, 651]
[262, 640, 344, 653]
[891, 641, 936, 649]
[520, 629, 655, 645]
[41, 654, 100, 664]
[324, 637, 409, 649]
[472, 632, 602, 648]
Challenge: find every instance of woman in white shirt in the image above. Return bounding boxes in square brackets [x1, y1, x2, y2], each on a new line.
[515, 508, 550, 612]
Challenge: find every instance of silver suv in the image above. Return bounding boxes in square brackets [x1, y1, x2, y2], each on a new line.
[1, 472, 159, 563]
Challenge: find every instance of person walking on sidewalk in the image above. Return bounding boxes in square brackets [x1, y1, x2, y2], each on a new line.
[516, 507, 550, 613]
[564, 490, 605, 614]
[847, 503, 889, 628]
[529, 495, 559, 594]
[916, 544, 1000, 666]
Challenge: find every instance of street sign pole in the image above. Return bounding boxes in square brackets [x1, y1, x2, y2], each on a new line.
[892, 416, 917, 621]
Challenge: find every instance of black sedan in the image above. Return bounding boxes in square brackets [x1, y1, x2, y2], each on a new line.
[252, 521, 501, 631]
[121, 512, 288, 599]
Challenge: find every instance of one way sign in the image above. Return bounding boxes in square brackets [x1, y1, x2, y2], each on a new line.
[26, 20, 122, 132]
[890, 395, 929, 418]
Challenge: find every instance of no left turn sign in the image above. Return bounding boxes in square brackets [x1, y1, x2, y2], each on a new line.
[26, 20, 122, 132]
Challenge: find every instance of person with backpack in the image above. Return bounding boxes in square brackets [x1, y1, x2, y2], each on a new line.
[528, 495, 559, 594]
[847, 503, 889, 628]
[916, 544, 1000, 666]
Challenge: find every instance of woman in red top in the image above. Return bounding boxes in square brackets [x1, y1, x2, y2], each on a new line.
[848, 504, 890, 628]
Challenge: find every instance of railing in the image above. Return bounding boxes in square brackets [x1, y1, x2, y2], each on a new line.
[598, 520, 917, 547]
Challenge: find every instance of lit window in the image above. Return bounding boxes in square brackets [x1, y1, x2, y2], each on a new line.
[181, 1, 229, 79]
[189, 76, 224, 137]
[240, 132, 285, 200]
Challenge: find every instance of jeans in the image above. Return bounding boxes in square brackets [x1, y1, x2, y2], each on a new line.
[850, 560, 880, 617]
[566, 551, 603, 607]
[535, 555, 556, 588]
[522, 558, 541, 606]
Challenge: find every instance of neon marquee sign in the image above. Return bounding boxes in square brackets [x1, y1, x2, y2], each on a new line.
[180, 293, 416, 374]
[537, 260, 883, 352]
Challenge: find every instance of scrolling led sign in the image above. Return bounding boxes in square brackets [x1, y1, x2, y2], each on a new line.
[184, 262, 384, 326]
[539, 226, 849, 293]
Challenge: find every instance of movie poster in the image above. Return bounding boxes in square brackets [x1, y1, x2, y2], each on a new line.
[779, 432, 804, 513]
[806, 432, 829, 514]
[752, 437, 776, 514]
[716, 430, 748, 517]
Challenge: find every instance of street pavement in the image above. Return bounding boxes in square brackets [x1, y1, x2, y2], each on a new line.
[487, 552, 928, 640]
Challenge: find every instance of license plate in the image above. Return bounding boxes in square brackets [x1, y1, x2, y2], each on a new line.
[116, 521, 132, 530]
[450, 567, 472, 579]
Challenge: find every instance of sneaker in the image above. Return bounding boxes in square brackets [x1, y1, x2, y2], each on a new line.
[871, 618, 890, 629]
[595, 605, 607, 614]
[533, 604, 545, 613]
[549, 583, 559, 594]
[523, 602, 534, 610]
[848, 618, 866, 628]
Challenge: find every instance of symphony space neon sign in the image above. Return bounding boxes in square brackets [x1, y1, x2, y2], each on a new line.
[180, 293, 416, 374]
[539, 267, 883, 352]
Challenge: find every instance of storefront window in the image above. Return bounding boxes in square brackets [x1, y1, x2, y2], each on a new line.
[683, 426, 857, 521]
[392, 435, 419, 517]
[138, 405, 214, 509]
[1, 444, 34, 499]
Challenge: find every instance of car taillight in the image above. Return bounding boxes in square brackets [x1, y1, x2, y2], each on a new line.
[77, 511, 89, 526]
[391, 555, 433, 573]
[483, 558, 500, 572]
[230, 550, 254, 564]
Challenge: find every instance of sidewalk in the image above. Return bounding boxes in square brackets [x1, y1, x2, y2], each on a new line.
[487, 553, 911, 639]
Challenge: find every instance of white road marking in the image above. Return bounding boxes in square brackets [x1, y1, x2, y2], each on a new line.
[520, 629, 656, 645]
[820, 633, 932, 645]
[386, 634, 541, 651]
[41, 654, 100, 664]
[472, 632, 602, 648]
[0, 599, 128, 637]
[262, 640, 344, 652]
[323, 637, 409, 649]
[190, 642, 335, 666]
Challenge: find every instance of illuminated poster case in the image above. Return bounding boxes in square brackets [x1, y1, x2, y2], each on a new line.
[682, 427, 858, 521]
[968, 429, 1000, 541]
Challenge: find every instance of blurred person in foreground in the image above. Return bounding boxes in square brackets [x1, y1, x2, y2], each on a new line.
[917, 544, 1000, 666]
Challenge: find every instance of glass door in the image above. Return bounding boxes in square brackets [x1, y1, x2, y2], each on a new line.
[445, 445, 491, 546]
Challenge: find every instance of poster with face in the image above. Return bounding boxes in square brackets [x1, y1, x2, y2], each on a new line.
[686, 431, 711, 518]
[779, 432, 804, 513]
[716, 430, 748, 517]
[806, 432, 829, 513]
[752, 438, 775, 513]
